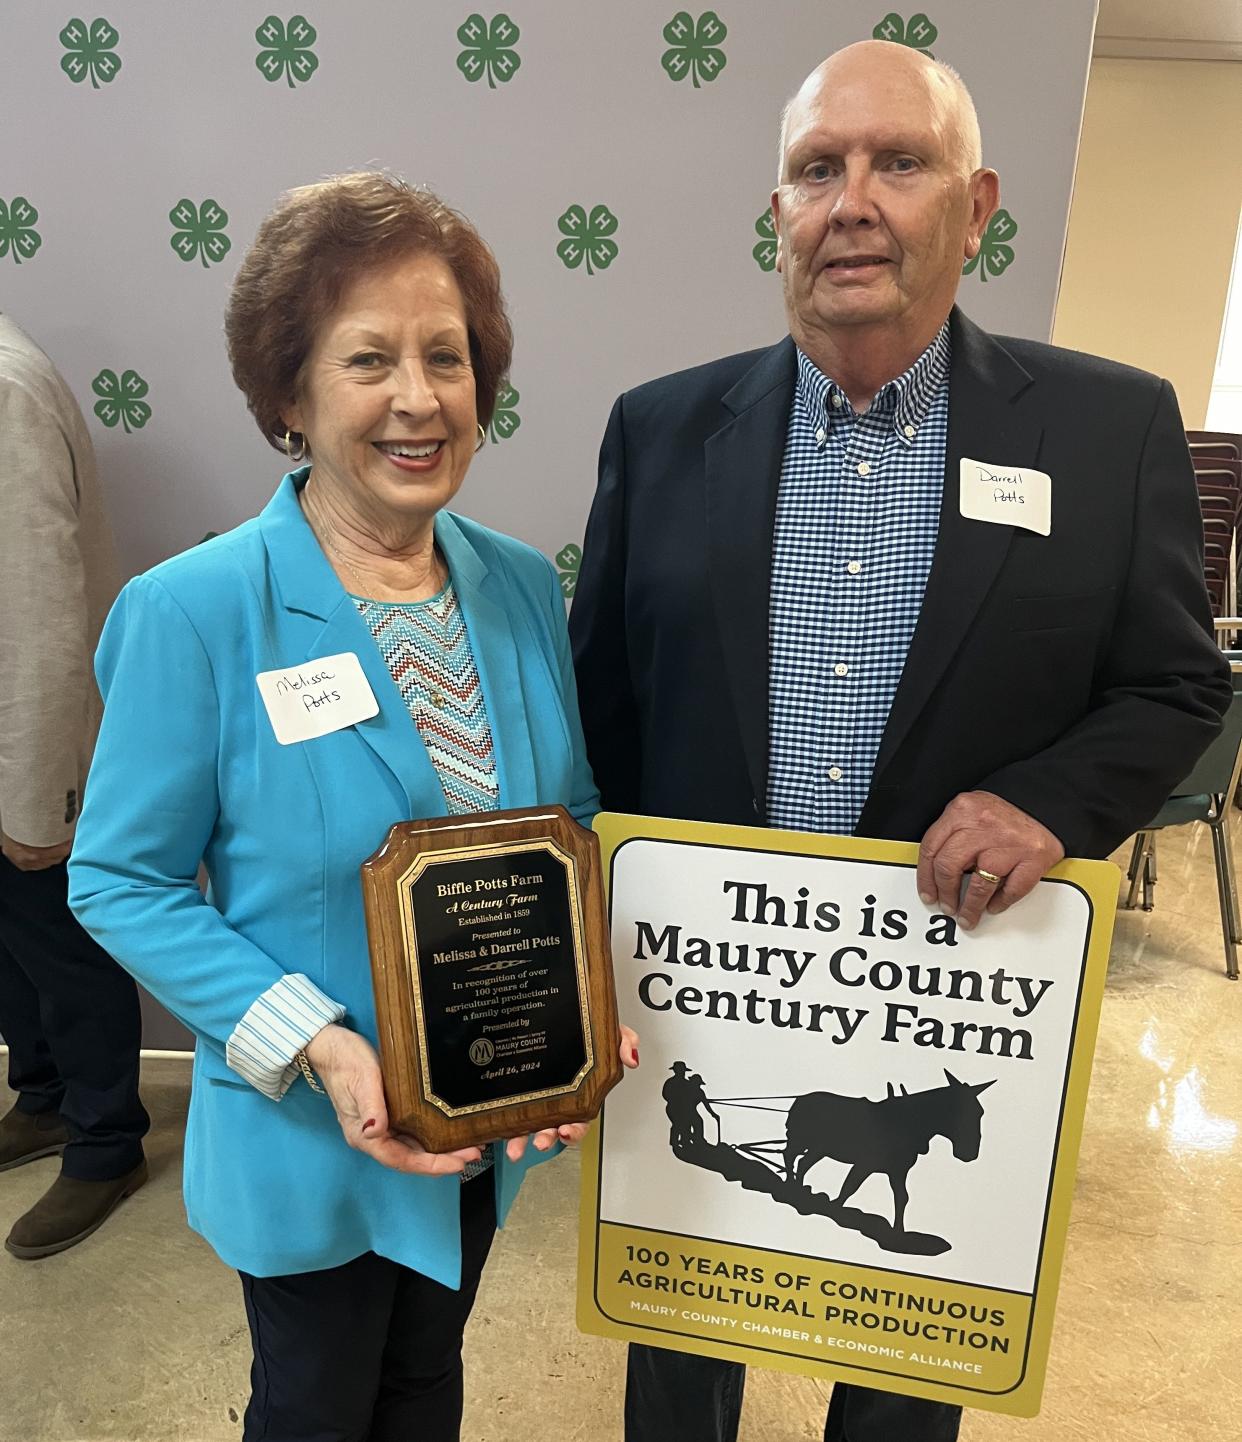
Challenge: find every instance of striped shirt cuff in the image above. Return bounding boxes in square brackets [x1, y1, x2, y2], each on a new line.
[225, 974, 346, 1101]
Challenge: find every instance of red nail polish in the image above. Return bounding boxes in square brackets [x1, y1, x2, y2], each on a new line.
[633, 1047, 639, 1063]
[362, 1118, 377, 1132]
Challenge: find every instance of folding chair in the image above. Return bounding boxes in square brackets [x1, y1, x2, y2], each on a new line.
[1123, 653, 1242, 979]
[1187, 430, 1242, 460]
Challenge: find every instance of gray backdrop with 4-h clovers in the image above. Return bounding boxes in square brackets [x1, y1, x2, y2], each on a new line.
[2, 4, 1095, 1044]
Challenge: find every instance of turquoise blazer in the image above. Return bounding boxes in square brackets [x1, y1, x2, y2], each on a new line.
[69, 472, 599, 1280]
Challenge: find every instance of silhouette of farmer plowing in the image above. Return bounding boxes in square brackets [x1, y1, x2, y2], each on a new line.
[662, 1061, 722, 1152]
[662, 1066, 996, 1255]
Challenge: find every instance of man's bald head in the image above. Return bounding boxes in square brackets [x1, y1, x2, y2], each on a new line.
[767, 37, 1000, 390]
[778, 41, 983, 182]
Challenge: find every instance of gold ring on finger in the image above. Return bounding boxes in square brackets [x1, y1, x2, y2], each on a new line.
[974, 868, 1003, 885]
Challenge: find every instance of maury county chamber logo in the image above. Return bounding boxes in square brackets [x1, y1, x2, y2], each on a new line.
[661, 12, 728, 86]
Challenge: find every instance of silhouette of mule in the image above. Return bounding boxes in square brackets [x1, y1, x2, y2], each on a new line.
[783, 1070, 995, 1233]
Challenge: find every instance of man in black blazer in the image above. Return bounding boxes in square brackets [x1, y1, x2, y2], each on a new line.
[571, 39, 1229, 1442]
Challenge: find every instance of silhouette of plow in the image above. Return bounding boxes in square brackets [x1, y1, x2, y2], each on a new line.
[707, 1094, 797, 1175]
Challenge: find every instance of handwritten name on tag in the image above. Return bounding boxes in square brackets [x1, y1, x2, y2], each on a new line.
[959, 458, 1051, 536]
[255, 652, 378, 745]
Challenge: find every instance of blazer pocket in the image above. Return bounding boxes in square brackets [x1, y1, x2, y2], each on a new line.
[1007, 588, 1115, 635]
[195, 1041, 255, 1090]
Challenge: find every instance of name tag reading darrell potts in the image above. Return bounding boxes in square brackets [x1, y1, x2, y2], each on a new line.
[362, 805, 623, 1151]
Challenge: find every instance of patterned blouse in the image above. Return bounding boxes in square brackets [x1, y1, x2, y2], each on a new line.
[352, 581, 500, 814]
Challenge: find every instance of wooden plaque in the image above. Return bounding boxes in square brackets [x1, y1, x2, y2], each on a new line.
[362, 805, 622, 1152]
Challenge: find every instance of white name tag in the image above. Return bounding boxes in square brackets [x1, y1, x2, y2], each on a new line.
[959, 458, 1051, 536]
[256, 652, 379, 745]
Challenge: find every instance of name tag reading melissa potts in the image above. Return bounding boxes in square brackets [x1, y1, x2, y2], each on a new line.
[959, 458, 1052, 536]
[256, 652, 379, 744]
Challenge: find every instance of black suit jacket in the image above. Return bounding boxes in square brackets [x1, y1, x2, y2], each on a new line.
[569, 309, 1231, 860]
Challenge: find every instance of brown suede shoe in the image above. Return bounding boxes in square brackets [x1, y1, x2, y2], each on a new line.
[0, 1106, 70, 1173]
[5, 1159, 147, 1259]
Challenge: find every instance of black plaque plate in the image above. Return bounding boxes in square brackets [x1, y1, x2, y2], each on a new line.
[401, 840, 592, 1118]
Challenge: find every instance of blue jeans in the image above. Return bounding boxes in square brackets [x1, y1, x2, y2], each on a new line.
[625, 1345, 962, 1442]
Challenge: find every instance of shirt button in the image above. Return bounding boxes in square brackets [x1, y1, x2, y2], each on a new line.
[431, 692, 446, 709]
[857, 461, 871, 477]
[846, 560, 862, 575]
[904, 424, 916, 439]
[834, 662, 849, 677]
[831, 393, 843, 408]
[828, 766, 844, 782]
[815, 427, 826, 444]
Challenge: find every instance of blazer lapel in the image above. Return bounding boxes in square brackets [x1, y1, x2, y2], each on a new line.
[871, 309, 1043, 780]
[705, 339, 797, 808]
[258, 471, 443, 815]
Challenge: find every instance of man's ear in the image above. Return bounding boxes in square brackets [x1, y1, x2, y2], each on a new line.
[963, 169, 1000, 261]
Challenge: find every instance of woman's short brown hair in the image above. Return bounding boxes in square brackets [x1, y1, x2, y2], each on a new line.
[225, 172, 513, 451]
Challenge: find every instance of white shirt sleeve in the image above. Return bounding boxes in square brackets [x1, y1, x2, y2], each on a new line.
[225, 973, 346, 1101]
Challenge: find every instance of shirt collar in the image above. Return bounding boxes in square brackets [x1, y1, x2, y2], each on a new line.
[794, 320, 951, 447]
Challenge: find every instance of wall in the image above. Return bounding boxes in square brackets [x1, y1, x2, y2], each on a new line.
[1053, 58, 1242, 425]
[2, 2, 1098, 1048]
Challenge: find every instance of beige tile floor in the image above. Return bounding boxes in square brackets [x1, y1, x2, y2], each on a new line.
[1, 825, 1239, 1442]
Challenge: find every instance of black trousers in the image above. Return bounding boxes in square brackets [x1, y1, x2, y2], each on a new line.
[625, 1345, 962, 1442]
[239, 1170, 497, 1442]
[0, 853, 148, 1180]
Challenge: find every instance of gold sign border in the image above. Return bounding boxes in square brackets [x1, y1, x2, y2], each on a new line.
[397, 838, 595, 1118]
[576, 813, 1117, 1417]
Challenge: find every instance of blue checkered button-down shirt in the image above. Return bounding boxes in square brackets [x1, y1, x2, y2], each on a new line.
[768, 323, 950, 836]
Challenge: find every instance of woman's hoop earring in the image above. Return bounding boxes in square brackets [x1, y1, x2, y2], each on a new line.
[284, 429, 307, 463]
[475, 423, 487, 452]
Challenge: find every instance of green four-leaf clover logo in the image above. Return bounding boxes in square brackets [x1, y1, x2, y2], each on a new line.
[256, 15, 319, 87]
[92, 369, 152, 433]
[489, 383, 521, 442]
[456, 14, 521, 87]
[557, 205, 619, 275]
[661, 11, 728, 87]
[872, 12, 937, 55]
[555, 544, 582, 599]
[964, 209, 1017, 282]
[753, 210, 777, 272]
[0, 198, 43, 265]
[170, 199, 232, 268]
[60, 18, 122, 87]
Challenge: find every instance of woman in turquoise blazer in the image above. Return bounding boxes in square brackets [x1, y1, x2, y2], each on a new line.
[68, 173, 632, 1442]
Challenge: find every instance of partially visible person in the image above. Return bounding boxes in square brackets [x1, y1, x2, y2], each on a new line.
[68, 174, 636, 1442]
[0, 313, 149, 1259]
